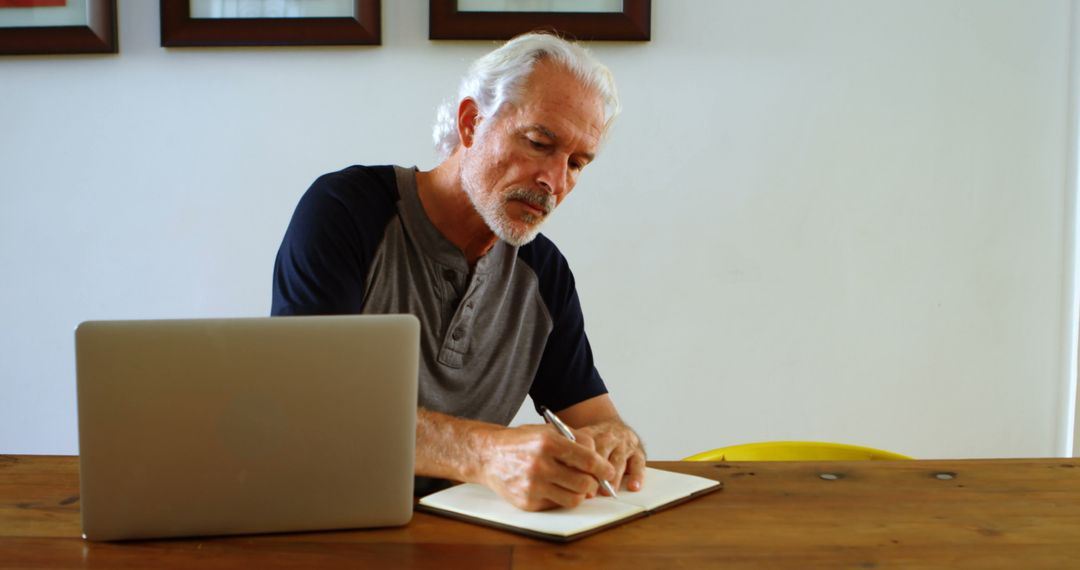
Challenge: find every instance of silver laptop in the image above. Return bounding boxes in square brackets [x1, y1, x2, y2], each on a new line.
[75, 315, 419, 541]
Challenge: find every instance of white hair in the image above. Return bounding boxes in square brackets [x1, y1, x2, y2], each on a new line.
[432, 32, 621, 161]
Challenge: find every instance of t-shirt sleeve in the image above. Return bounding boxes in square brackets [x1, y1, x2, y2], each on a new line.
[521, 238, 609, 413]
[271, 166, 398, 316]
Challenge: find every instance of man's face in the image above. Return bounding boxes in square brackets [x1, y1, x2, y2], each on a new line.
[460, 59, 606, 246]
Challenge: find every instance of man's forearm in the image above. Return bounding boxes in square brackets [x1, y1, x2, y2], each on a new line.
[415, 405, 625, 510]
[415, 407, 498, 483]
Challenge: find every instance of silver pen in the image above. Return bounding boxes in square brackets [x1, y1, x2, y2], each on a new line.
[540, 406, 618, 499]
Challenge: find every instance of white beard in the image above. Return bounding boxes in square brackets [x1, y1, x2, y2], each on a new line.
[462, 171, 554, 247]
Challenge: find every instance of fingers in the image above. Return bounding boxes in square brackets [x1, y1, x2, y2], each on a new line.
[483, 425, 615, 511]
[571, 429, 598, 451]
[575, 421, 646, 494]
[519, 479, 593, 511]
[545, 454, 600, 496]
[607, 446, 631, 493]
[554, 429, 615, 483]
[511, 470, 595, 511]
[623, 451, 647, 492]
[582, 429, 617, 459]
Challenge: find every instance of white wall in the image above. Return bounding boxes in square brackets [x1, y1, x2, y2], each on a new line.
[1, 0, 1075, 459]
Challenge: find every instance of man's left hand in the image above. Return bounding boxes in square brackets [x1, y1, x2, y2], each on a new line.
[576, 419, 645, 493]
[554, 394, 647, 494]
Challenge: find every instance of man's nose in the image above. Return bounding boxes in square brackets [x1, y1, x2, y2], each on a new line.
[536, 156, 569, 196]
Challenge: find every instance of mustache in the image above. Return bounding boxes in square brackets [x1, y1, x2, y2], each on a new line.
[504, 187, 555, 215]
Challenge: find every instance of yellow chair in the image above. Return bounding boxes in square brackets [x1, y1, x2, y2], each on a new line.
[683, 441, 911, 461]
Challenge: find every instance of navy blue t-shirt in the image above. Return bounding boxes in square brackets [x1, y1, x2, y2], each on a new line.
[272, 165, 607, 424]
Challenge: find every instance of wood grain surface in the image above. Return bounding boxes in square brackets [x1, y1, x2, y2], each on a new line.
[2, 455, 1078, 569]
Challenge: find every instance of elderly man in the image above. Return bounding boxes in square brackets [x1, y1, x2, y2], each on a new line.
[271, 33, 644, 511]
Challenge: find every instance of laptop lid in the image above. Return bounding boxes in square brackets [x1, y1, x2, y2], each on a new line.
[75, 315, 419, 541]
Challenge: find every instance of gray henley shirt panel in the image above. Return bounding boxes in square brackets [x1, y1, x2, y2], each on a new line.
[271, 164, 609, 431]
[360, 166, 553, 426]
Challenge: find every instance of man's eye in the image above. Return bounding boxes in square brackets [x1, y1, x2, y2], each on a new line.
[527, 139, 548, 150]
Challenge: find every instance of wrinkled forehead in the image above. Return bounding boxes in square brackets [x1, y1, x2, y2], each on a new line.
[509, 61, 606, 137]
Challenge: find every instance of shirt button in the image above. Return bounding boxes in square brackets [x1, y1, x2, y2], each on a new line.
[451, 327, 465, 341]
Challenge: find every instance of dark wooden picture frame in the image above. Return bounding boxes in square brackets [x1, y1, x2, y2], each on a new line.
[429, 0, 650, 41]
[0, 0, 117, 56]
[160, 0, 380, 47]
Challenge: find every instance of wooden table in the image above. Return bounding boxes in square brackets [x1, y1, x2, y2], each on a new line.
[2, 455, 1078, 569]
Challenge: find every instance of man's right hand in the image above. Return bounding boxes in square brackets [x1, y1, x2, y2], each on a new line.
[476, 424, 617, 511]
[414, 408, 616, 512]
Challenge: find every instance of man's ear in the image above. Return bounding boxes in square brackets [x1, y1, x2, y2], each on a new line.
[457, 98, 482, 148]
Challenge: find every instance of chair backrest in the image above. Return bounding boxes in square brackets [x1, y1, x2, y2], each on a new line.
[683, 441, 911, 461]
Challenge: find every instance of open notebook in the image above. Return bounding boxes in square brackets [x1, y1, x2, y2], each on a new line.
[417, 467, 721, 542]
